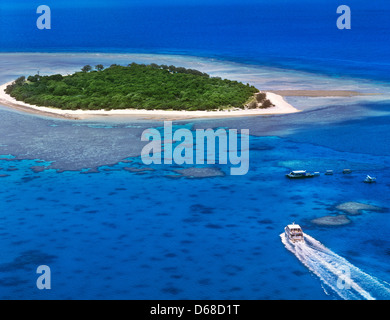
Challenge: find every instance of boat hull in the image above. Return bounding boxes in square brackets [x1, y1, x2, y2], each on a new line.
[286, 174, 314, 179]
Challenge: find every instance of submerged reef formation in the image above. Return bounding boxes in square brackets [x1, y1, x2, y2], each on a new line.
[311, 201, 384, 226]
[169, 167, 225, 179]
[311, 214, 351, 226]
[335, 201, 382, 215]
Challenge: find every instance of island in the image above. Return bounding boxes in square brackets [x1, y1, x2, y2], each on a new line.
[0, 63, 300, 120]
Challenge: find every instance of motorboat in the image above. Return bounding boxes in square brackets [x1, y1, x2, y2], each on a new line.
[325, 170, 333, 175]
[284, 223, 304, 243]
[343, 169, 352, 174]
[364, 175, 376, 183]
[286, 170, 314, 179]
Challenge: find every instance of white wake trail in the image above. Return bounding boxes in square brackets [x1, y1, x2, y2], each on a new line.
[281, 233, 390, 300]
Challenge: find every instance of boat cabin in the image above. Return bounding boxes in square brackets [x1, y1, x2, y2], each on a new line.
[285, 223, 304, 243]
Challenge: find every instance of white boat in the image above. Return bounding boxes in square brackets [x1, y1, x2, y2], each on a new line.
[364, 175, 376, 183]
[284, 222, 304, 243]
[343, 169, 352, 174]
[325, 170, 333, 175]
[286, 170, 314, 179]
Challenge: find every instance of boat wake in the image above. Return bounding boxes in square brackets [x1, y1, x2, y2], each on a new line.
[281, 233, 390, 300]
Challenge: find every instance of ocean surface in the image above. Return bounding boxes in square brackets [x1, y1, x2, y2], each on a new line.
[0, 1, 390, 300]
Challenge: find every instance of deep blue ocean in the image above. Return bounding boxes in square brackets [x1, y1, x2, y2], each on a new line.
[0, 1, 390, 300]
[1, 1, 390, 81]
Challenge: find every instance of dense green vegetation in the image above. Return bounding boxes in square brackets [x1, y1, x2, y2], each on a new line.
[6, 63, 265, 111]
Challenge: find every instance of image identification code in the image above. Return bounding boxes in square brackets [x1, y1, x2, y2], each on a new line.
[150, 304, 240, 318]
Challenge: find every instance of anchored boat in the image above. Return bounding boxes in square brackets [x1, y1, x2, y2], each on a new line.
[364, 175, 376, 183]
[284, 223, 304, 243]
[286, 170, 314, 179]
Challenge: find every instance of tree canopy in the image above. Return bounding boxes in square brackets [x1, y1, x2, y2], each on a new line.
[5, 63, 261, 111]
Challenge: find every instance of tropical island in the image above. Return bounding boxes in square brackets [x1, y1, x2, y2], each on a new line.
[5, 63, 276, 111]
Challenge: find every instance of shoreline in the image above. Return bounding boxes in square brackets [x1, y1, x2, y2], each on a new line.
[0, 81, 301, 120]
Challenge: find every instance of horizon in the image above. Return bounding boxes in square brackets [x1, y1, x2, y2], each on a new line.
[1, 0, 387, 10]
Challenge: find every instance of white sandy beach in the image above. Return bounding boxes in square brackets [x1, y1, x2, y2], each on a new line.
[0, 81, 300, 120]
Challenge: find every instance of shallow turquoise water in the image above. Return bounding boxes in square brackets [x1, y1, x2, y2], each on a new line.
[0, 128, 389, 299]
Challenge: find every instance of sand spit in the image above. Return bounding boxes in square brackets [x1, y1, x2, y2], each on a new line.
[269, 90, 378, 97]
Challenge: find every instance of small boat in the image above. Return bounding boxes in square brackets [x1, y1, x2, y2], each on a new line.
[313, 172, 320, 176]
[325, 170, 333, 175]
[284, 222, 304, 243]
[364, 175, 376, 183]
[286, 170, 315, 179]
[343, 169, 352, 174]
